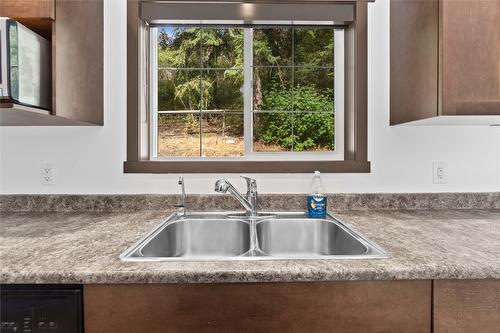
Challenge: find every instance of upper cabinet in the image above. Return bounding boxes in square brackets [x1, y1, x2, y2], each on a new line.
[390, 0, 500, 125]
[441, 1, 500, 116]
[0, 0, 103, 126]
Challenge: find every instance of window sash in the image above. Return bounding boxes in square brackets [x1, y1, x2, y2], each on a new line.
[149, 26, 344, 161]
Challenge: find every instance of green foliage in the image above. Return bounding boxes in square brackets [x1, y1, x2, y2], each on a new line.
[255, 85, 334, 151]
[294, 28, 334, 66]
[156, 26, 335, 152]
[157, 27, 243, 112]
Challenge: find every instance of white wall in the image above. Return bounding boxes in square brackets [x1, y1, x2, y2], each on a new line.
[1, 0, 499, 194]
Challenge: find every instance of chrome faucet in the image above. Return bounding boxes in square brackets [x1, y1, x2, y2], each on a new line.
[175, 176, 186, 215]
[214, 176, 258, 217]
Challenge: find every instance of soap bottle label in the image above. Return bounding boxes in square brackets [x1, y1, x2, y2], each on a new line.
[307, 194, 327, 218]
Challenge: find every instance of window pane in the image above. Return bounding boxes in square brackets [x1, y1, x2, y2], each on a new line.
[294, 67, 334, 112]
[253, 67, 292, 111]
[294, 28, 334, 67]
[253, 112, 293, 152]
[204, 70, 244, 112]
[157, 113, 201, 157]
[154, 26, 340, 159]
[158, 27, 201, 68]
[202, 113, 244, 157]
[292, 112, 334, 151]
[202, 28, 244, 68]
[158, 70, 201, 112]
[253, 28, 292, 66]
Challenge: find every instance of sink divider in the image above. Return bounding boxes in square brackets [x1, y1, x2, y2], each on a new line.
[246, 218, 266, 257]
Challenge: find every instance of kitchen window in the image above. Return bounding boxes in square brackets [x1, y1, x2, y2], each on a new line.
[126, 1, 370, 173]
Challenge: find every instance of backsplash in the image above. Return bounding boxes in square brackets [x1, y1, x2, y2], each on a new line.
[0, 192, 498, 213]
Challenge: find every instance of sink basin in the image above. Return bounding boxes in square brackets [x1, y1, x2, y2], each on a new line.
[120, 212, 387, 261]
[122, 217, 250, 260]
[257, 218, 370, 257]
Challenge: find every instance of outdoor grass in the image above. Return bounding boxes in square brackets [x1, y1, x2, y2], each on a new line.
[157, 128, 329, 157]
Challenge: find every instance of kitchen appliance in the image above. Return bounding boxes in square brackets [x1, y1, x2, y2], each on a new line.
[0, 285, 83, 333]
[0, 18, 51, 110]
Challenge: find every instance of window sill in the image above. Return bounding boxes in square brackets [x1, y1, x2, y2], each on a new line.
[123, 160, 370, 173]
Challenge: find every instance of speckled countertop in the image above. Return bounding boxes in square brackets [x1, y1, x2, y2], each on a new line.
[1, 208, 499, 284]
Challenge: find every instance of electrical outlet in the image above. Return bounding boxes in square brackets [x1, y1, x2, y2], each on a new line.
[41, 164, 54, 185]
[433, 161, 446, 184]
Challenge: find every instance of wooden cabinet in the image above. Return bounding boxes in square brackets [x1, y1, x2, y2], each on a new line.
[0, 0, 54, 40]
[0, 0, 54, 19]
[434, 280, 500, 333]
[390, 0, 439, 124]
[84, 281, 432, 333]
[0, 0, 103, 126]
[441, 1, 500, 116]
[52, 0, 103, 125]
[390, 0, 500, 125]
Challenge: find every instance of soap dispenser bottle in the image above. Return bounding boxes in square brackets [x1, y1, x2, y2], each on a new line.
[307, 171, 327, 218]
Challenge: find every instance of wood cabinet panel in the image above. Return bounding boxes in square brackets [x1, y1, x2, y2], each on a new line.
[441, 1, 500, 116]
[84, 281, 431, 333]
[0, 0, 54, 19]
[53, 0, 103, 125]
[390, 0, 439, 125]
[390, 0, 500, 124]
[434, 280, 500, 333]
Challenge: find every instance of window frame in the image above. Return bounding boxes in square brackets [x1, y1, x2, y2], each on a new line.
[125, 0, 370, 173]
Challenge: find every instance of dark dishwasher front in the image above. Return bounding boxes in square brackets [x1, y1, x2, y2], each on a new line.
[0, 285, 83, 333]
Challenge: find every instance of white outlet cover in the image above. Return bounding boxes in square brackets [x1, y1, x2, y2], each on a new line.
[41, 164, 54, 185]
[433, 161, 447, 184]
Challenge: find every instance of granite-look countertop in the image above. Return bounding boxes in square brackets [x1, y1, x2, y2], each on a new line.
[0, 209, 499, 284]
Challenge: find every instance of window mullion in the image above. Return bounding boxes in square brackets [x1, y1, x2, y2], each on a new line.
[150, 27, 158, 159]
[199, 27, 204, 157]
[243, 28, 253, 157]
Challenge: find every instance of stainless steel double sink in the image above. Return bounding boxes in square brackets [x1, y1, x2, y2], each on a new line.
[120, 211, 387, 261]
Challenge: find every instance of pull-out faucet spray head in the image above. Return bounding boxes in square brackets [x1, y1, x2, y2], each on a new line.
[214, 178, 230, 193]
[214, 177, 257, 216]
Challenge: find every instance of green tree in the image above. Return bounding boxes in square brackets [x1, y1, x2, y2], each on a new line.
[157, 26, 335, 151]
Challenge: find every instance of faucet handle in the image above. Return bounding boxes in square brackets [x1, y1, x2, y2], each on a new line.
[240, 175, 257, 192]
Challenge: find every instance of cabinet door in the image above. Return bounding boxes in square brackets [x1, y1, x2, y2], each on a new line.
[390, 0, 439, 125]
[84, 281, 431, 333]
[441, 1, 500, 115]
[434, 280, 500, 333]
[53, 0, 103, 125]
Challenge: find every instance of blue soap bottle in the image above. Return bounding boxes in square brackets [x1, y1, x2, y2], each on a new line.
[307, 171, 327, 218]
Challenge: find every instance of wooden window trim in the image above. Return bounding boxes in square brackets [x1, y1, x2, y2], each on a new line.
[125, 0, 370, 173]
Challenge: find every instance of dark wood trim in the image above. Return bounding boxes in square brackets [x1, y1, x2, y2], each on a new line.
[0, 0, 55, 20]
[126, 0, 370, 173]
[135, 0, 375, 3]
[140, 1, 356, 24]
[127, 0, 140, 162]
[353, 1, 368, 161]
[84, 281, 431, 333]
[124, 160, 370, 173]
